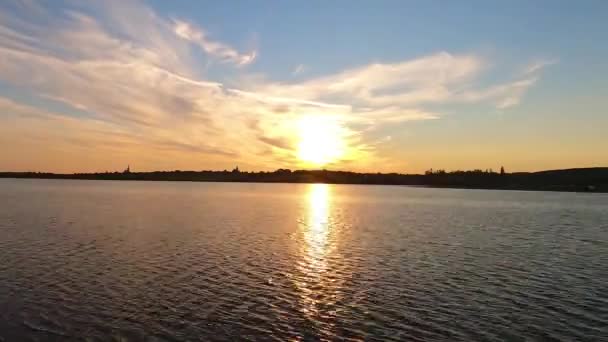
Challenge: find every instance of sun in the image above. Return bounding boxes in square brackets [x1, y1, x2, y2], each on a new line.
[296, 116, 346, 166]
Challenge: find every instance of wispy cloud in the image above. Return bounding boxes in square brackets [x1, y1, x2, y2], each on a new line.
[455, 59, 556, 109]
[173, 19, 256, 66]
[0, 0, 553, 172]
[252, 52, 555, 111]
[292, 64, 306, 76]
[522, 59, 558, 75]
[255, 53, 482, 105]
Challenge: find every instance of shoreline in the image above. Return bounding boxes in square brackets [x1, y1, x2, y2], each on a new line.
[1, 172, 606, 194]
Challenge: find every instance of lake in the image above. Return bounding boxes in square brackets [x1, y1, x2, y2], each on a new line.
[0, 179, 607, 341]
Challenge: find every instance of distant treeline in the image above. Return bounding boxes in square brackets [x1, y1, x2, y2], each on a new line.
[1, 167, 607, 193]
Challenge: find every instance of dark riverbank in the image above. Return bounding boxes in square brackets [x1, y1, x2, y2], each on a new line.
[1, 167, 607, 193]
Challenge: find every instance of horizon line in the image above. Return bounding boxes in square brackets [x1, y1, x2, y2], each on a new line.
[2, 166, 608, 176]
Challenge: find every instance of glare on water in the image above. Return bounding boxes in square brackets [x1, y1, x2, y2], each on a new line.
[295, 183, 341, 323]
[305, 183, 331, 264]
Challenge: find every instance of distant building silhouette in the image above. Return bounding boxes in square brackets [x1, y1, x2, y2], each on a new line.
[500, 166, 505, 175]
[232, 166, 240, 173]
[124, 165, 131, 174]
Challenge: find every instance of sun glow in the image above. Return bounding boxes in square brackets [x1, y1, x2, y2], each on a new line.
[296, 116, 346, 166]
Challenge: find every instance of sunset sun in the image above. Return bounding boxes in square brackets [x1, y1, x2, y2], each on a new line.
[297, 116, 346, 167]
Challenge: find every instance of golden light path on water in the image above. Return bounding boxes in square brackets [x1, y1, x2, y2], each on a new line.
[294, 183, 347, 333]
[306, 184, 330, 266]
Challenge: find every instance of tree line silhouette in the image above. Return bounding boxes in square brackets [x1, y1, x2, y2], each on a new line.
[1, 166, 607, 192]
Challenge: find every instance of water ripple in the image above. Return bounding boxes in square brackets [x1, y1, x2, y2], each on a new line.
[1, 179, 607, 341]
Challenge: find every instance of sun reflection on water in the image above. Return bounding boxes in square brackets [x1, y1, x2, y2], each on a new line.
[306, 183, 330, 264]
[295, 183, 339, 325]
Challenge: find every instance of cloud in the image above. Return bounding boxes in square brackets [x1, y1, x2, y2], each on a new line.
[354, 107, 439, 123]
[0, 96, 237, 159]
[250, 52, 554, 112]
[493, 78, 539, 109]
[522, 59, 558, 75]
[455, 59, 555, 109]
[0, 0, 553, 172]
[173, 19, 256, 66]
[292, 64, 306, 76]
[258, 136, 293, 150]
[254, 52, 482, 105]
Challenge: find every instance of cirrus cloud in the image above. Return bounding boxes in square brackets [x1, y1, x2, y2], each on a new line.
[173, 19, 256, 66]
[0, 0, 555, 172]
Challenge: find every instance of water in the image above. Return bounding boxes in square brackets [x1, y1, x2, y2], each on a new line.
[0, 179, 607, 341]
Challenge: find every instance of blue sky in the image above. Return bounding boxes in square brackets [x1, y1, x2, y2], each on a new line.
[148, 1, 607, 75]
[0, 0, 606, 172]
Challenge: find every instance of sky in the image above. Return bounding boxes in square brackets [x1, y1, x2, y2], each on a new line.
[0, 0, 607, 173]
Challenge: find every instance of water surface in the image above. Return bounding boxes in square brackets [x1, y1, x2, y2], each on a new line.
[1, 179, 607, 341]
